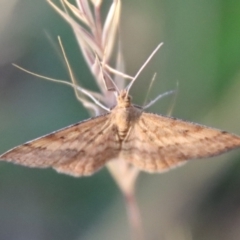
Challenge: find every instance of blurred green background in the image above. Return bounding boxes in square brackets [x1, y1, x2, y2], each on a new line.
[0, 0, 240, 239]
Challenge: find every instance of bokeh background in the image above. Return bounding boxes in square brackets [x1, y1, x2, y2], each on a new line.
[0, 0, 240, 240]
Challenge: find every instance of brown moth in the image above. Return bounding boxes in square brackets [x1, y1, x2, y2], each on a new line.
[1, 89, 240, 177]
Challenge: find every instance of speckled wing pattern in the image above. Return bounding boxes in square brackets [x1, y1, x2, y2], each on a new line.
[121, 112, 240, 172]
[0, 114, 120, 176]
[1, 109, 240, 176]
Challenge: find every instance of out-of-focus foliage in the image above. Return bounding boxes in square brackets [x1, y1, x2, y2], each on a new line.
[0, 1, 240, 240]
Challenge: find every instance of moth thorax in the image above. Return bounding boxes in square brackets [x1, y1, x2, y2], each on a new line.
[117, 112, 130, 141]
[112, 106, 132, 141]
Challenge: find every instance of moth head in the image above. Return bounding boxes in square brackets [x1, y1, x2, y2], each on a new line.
[116, 90, 132, 108]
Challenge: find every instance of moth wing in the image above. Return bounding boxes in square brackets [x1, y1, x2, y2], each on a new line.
[0, 114, 120, 176]
[121, 112, 240, 172]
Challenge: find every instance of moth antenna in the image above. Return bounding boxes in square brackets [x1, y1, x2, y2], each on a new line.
[126, 42, 164, 94]
[58, 36, 110, 112]
[143, 72, 157, 106]
[143, 90, 176, 110]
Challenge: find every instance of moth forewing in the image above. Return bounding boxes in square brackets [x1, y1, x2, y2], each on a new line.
[0, 113, 121, 176]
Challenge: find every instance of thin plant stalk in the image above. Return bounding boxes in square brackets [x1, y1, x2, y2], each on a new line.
[47, 0, 146, 239]
[124, 189, 145, 240]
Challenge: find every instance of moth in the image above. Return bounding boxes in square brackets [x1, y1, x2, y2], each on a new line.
[1, 88, 240, 177]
